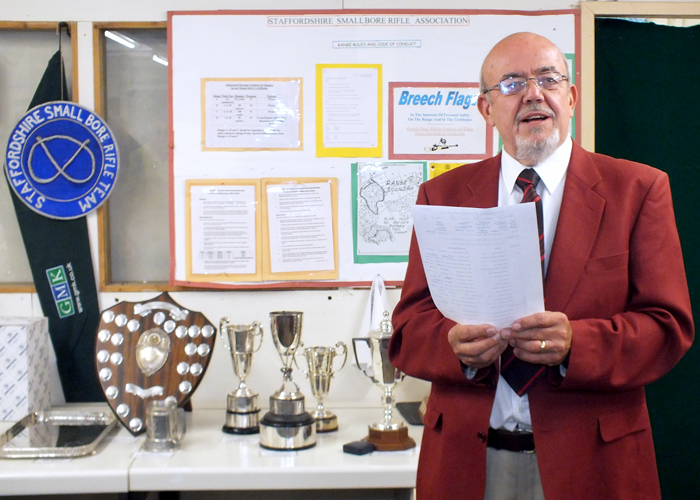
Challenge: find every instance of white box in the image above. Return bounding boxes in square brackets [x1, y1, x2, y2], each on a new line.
[0, 317, 51, 421]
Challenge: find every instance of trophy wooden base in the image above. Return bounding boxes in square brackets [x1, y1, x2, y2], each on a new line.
[364, 426, 416, 451]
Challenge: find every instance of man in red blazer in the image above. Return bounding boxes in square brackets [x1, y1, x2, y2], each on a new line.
[390, 32, 693, 500]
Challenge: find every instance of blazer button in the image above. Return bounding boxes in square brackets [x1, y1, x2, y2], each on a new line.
[477, 432, 487, 443]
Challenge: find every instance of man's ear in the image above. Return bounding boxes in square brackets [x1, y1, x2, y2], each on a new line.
[477, 94, 495, 127]
[567, 84, 579, 118]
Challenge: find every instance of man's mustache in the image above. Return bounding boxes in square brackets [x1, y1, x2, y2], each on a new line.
[516, 104, 556, 123]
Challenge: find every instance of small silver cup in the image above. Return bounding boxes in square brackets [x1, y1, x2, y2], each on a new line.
[142, 399, 186, 452]
[302, 342, 348, 432]
[220, 319, 264, 434]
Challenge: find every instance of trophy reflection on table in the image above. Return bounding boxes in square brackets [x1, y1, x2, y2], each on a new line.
[219, 319, 263, 434]
[259, 311, 317, 450]
[353, 311, 416, 451]
[301, 342, 347, 432]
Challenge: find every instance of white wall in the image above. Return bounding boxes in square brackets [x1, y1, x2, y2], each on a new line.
[1, 0, 693, 413]
[0, 0, 429, 412]
[3, 0, 691, 22]
[2, 0, 584, 23]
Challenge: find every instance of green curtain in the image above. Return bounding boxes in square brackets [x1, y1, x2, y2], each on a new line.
[596, 18, 700, 499]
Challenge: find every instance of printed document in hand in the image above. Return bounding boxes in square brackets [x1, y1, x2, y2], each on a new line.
[411, 204, 545, 329]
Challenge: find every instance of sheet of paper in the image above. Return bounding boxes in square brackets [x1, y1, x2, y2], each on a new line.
[203, 79, 301, 150]
[321, 66, 379, 148]
[267, 182, 335, 273]
[190, 184, 257, 275]
[355, 161, 424, 258]
[411, 204, 544, 329]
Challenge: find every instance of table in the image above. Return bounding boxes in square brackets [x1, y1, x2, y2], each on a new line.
[0, 419, 135, 496]
[1, 408, 421, 499]
[129, 408, 421, 499]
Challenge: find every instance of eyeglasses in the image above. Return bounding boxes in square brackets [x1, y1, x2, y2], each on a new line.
[483, 72, 569, 96]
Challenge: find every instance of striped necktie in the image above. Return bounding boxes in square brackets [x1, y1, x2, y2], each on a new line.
[500, 168, 545, 395]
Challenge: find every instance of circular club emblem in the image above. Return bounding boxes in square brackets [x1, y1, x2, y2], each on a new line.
[4, 101, 119, 219]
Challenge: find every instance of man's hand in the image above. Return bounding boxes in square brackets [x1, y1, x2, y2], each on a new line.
[500, 311, 572, 366]
[447, 323, 508, 370]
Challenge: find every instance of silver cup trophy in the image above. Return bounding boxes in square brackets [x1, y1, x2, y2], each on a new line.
[259, 311, 317, 450]
[301, 342, 348, 432]
[219, 319, 264, 434]
[352, 311, 416, 451]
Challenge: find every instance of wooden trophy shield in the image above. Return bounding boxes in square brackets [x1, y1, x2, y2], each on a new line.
[94, 292, 216, 435]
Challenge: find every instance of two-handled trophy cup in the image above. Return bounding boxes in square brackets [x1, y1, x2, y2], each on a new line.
[219, 319, 264, 434]
[259, 311, 317, 450]
[352, 311, 416, 451]
[301, 342, 348, 432]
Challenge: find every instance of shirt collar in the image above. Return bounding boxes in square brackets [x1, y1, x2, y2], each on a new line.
[501, 136, 573, 195]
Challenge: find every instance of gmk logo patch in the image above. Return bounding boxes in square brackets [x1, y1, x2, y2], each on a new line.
[4, 101, 119, 219]
[46, 265, 75, 318]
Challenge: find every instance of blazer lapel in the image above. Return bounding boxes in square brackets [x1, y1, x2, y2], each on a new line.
[545, 144, 606, 312]
[460, 154, 501, 209]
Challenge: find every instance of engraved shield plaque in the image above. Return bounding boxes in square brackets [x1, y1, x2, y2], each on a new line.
[94, 292, 216, 436]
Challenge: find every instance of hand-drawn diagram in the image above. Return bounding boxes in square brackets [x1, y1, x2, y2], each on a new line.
[355, 162, 425, 259]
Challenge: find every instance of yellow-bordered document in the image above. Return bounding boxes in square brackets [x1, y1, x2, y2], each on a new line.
[186, 179, 263, 282]
[262, 177, 338, 281]
[429, 162, 466, 179]
[186, 177, 338, 283]
[316, 64, 382, 158]
[201, 77, 303, 152]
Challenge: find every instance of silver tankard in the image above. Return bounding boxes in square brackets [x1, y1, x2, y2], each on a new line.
[142, 399, 186, 452]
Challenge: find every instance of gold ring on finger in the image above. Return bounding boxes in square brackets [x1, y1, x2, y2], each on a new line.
[540, 340, 546, 351]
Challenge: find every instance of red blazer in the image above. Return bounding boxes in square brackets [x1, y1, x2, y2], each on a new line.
[390, 142, 694, 500]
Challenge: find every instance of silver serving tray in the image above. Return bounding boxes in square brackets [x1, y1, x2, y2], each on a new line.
[0, 405, 118, 459]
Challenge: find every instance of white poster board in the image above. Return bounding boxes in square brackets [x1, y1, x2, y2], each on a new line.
[169, 9, 579, 288]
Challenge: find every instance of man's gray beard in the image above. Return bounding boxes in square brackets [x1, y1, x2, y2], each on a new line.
[515, 127, 560, 166]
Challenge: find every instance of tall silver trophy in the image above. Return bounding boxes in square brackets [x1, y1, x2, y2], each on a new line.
[219, 319, 264, 434]
[301, 342, 348, 433]
[352, 311, 416, 451]
[259, 311, 317, 450]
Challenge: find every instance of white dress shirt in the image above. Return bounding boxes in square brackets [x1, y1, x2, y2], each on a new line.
[489, 136, 572, 431]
